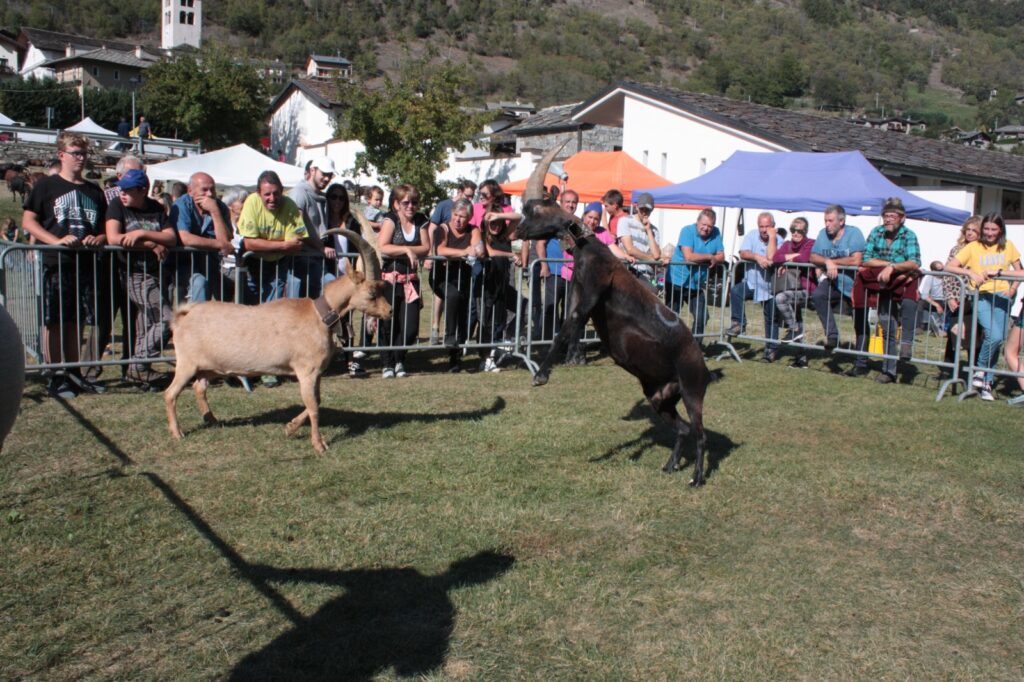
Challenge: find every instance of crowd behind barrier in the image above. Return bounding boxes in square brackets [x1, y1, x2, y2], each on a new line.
[2, 241, 1024, 404]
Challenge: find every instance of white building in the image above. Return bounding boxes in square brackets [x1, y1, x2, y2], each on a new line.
[268, 78, 346, 164]
[17, 28, 155, 80]
[161, 0, 202, 50]
[569, 80, 1024, 267]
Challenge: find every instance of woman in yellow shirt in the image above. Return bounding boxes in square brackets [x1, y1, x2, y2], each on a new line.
[945, 213, 1022, 400]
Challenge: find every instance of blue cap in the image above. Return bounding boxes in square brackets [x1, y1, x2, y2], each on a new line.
[117, 168, 150, 191]
[583, 201, 603, 218]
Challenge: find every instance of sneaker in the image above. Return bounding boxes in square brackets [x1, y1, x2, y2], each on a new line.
[381, 367, 395, 379]
[261, 374, 280, 388]
[395, 363, 408, 378]
[764, 349, 778, 363]
[352, 350, 367, 360]
[789, 356, 809, 369]
[1007, 394, 1024, 407]
[68, 372, 106, 394]
[482, 354, 501, 373]
[47, 375, 78, 399]
[979, 384, 995, 401]
[971, 371, 986, 389]
[726, 322, 743, 336]
[844, 365, 869, 378]
[348, 362, 367, 378]
[823, 337, 838, 352]
[874, 372, 896, 384]
[429, 329, 439, 345]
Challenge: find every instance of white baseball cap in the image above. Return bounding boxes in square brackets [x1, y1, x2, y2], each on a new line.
[310, 156, 337, 175]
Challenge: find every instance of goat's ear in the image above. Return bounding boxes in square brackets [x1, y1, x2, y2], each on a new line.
[349, 270, 366, 283]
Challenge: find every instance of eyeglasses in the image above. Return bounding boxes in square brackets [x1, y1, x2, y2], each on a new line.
[63, 149, 88, 159]
[399, 200, 419, 207]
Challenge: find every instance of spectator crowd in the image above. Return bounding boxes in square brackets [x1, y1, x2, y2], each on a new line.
[5, 132, 1024, 405]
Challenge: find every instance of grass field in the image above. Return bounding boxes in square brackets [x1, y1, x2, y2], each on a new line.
[2, 348, 1023, 680]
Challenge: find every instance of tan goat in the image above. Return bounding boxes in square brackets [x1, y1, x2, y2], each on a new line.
[165, 230, 391, 453]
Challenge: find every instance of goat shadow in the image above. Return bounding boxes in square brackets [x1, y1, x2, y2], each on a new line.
[589, 400, 737, 481]
[188, 397, 507, 444]
[229, 550, 515, 681]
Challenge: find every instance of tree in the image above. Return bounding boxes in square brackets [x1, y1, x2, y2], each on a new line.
[140, 49, 269, 148]
[338, 61, 486, 207]
[0, 78, 78, 127]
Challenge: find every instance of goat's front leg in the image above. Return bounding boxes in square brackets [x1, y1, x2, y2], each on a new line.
[294, 372, 326, 454]
[534, 286, 597, 386]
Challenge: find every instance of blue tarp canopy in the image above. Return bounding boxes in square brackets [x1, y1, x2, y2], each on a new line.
[633, 150, 970, 225]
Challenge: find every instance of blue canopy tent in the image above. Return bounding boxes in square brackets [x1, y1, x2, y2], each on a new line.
[633, 150, 970, 225]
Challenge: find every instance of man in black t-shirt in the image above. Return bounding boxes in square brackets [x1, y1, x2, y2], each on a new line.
[21, 132, 108, 398]
[105, 169, 179, 389]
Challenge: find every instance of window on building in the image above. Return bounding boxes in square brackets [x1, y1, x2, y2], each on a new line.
[642, 150, 649, 166]
[113, 70, 119, 80]
[186, 11, 194, 24]
[179, 10, 186, 22]
[91, 66, 98, 77]
[1002, 190, 1022, 220]
[660, 152, 668, 177]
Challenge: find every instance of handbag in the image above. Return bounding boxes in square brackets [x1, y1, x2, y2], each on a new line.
[772, 267, 802, 295]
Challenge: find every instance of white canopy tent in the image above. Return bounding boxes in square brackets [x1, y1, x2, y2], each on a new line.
[145, 143, 306, 187]
[65, 117, 119, 136]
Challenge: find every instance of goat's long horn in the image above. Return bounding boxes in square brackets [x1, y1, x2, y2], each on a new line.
[524, 139, 569, 203]
[341, 229, 381, 281]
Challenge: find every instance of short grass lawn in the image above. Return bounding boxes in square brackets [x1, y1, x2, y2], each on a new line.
[2, 352, 1023, 680]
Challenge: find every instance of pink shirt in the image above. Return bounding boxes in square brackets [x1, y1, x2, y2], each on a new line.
[561, 228, 616, 281]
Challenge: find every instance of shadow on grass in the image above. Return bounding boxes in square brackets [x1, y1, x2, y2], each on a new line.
[230, 551, 515, 681]
[188, 396, 508, 443]
[54, 396, 516, 680]
[589, 400, 738, 481]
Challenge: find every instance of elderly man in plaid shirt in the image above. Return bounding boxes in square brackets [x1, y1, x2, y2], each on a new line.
[845, 197, 922, 382]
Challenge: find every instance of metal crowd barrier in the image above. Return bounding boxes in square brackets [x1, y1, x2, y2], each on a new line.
[4, 239, 1023, 405]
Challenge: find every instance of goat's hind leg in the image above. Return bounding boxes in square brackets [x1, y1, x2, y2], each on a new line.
[193, 372, 218, 425]
[647, 383, 689, 474]
[165, 362, 197, 441]
[679, 388, 708, 487]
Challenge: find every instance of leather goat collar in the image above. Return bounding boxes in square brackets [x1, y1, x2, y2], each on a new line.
[313, 296, 342, 330]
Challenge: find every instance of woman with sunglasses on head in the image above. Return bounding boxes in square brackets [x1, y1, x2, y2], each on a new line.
[434, 198, 481, 372]
[377, 184, 430, 378]
[771, 216, 817, 368]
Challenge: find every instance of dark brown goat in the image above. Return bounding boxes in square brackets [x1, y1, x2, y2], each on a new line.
[514, 147, 715, 485]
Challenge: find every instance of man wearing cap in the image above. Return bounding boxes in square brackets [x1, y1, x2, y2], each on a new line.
[727, 212, 782, 361]
[663, 208, 725, 340]
[171, 171, 234, 303]
[846, 197, 921, 382]
[809, 204, 865, 351]
[289, 156, 338, 298]
[617, 192, 662, 288]
[105, 169, 178, 389]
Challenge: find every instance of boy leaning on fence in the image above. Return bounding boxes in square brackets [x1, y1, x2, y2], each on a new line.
[20, 132, 108, 398]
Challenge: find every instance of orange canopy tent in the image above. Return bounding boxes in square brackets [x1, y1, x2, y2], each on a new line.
[501, 150, 703, 209]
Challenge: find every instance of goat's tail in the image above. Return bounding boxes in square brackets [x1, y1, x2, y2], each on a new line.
[170, 303, 198, 332]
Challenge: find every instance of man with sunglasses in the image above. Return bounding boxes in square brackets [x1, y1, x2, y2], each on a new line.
[289, 156, 338, 298]
[22, 132, 108, 398]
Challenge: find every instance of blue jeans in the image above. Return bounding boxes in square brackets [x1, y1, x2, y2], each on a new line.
[666, 284, 708, 338]
[244, 257, 298, 305]
[729, 281, 778, 352]
[976, 292, 1012, 382]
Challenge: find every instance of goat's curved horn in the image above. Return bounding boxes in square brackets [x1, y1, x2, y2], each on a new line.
[524, 139, 569, 203]
[324, 228, 382, 280]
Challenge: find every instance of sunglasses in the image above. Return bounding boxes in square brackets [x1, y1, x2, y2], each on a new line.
[791, 229, 807, 234]
[399, 199, 419, 206]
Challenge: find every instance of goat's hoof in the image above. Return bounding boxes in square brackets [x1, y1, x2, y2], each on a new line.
[169, 429, 184, 441]
[532, 374, 549, 387]
[689, 476, 706, 488]
[285, 423, 301, 437]
[202, 414, 218, 425]
[312, 441, 327, 455]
